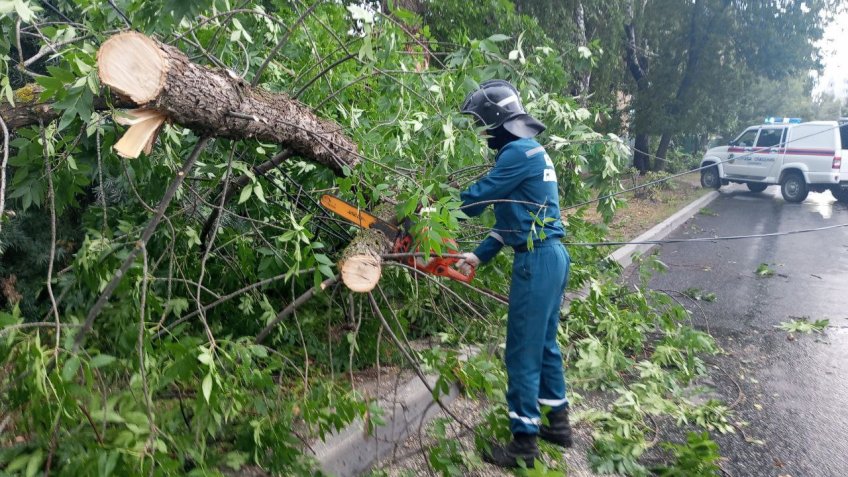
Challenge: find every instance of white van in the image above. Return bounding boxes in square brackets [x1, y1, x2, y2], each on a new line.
[699, 119, 848, 203]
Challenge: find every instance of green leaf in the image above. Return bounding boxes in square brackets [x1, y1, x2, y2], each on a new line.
[238, 184, 253, 204]
[90, 409, 124, 423]
[232, 18, 252, 43]
[253, 183, 266, 203]
[197, 351, 213, 366]
[34, 75, 64, 98]
[202, 373, 213, 403]
[62, 355, 81, 381]
[14, 0, 38, 22]
[347, 4, 374, 23]
[777, 317, 829, 334]
[25, 449, 44, 477]
[1, 76, 13, 106]
[487, 34, 511, 43]
[5, 453, 30, 473]
[90, 354, 116, 368]
[54, 86, 93, 131]
[98, 451, 119, 477]
[224, 451, 249, 470]
[314, 253, 333, 266]
[755, 263, 774, 277]
[46, 66, 76, 84]
[318, 265, 334, 278]
[163, 0, 210, 23]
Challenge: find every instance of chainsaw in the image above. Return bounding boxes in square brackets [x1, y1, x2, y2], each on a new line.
[320, 194, 475, 283]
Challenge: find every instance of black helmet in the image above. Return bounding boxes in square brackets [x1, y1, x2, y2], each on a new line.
[460, 79, 546, 138]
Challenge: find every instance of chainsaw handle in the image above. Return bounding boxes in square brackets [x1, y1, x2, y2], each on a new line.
[443, 263, 476, 283]
[426, 258, 475, 283]
[390, 233, 475, 283]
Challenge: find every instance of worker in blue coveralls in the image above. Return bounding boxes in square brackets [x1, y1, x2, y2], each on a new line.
[454, 79, 573, 468]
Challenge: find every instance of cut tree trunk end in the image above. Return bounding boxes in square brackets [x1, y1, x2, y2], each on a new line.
[338, 203, 396, 293]
[96, 31, 359, 173]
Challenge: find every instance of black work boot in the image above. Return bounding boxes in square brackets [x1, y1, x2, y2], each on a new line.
[482, 433, 539, 468]
[539, 407, 573, 447]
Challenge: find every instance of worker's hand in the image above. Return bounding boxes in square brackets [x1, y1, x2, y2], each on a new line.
[455, 252, 480, 275]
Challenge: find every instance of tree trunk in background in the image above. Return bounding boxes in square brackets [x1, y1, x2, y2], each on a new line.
[624, 0, 651, 174]
[633, 133, 651, 173]
[97, 32, 359, 172]
[655, 5, 722, 167]
[654, 133, 672, 170]
[653, 6, 702, 168]
[574, 0, 590, 106]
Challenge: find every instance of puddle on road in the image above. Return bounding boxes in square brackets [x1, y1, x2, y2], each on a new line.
[728, 189, 839, 220]
[802, 193, 836, 219]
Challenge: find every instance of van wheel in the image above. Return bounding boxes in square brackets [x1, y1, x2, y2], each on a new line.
[700, 165, 720, 189]
[780, 172, 809, 203]
[746, 182, 768, 193]
[833, 187, 848, 204]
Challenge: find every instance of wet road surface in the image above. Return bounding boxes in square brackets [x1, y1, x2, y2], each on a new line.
[637, 185, 848, 476]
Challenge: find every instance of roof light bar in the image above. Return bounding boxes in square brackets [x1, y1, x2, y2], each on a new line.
[764, 117, 802, 124]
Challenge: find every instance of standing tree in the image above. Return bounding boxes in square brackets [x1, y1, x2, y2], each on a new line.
[624, 0, 839, 170]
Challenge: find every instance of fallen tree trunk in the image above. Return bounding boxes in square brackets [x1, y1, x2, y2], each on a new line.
[339, 203, 396, 293]
[96, 31, 358, 173]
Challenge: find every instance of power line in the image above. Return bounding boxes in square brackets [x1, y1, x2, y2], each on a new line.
[460, 122, 846, 213]
[564, 222, 848, 247]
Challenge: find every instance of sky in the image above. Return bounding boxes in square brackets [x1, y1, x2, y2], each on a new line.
[812, 10, 848, 100]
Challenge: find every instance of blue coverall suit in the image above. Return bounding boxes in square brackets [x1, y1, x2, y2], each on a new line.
[461, 137, 571, 435]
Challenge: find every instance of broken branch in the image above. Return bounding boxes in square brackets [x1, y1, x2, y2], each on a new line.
[255, 275, 340, 344]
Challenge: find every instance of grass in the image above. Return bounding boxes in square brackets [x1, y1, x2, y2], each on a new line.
[573, 171, 710, 244]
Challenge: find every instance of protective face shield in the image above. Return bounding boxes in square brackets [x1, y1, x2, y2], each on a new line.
[460, 79, 546, 138]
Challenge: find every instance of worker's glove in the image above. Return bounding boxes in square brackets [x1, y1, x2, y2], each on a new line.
[455, 252, 480, 275]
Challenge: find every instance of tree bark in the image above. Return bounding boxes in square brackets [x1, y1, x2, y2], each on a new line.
[624, 1, 651, 174]
[655, 3, 729, 165]
[97, 32, 358, 173]
[654, 133, 672, 170]
[654, 5, 702, 166]
[574, 0, 591, 106]
[338, 202, 396, 293]
[633, 133, 651, 174]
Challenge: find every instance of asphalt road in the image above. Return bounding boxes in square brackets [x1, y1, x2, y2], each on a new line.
[637, 185, 848, 476]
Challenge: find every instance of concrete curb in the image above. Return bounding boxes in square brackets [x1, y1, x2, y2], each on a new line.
[608, 190, 720, 269]
[310, 373, 460, 477]
[310, 189, 721, 477]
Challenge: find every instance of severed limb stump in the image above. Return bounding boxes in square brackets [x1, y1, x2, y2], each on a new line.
[0, 84, 135, 130]
[339, 203, 396, 293]
[96, 32, 358, 173]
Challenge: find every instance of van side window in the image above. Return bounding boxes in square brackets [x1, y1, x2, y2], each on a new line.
[734, 129, 758, 147]
[755, 128, 782, 148]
